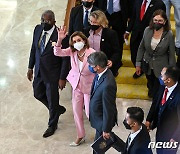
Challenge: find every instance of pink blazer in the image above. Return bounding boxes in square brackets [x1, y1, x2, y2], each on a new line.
[54, 46, 95, 94]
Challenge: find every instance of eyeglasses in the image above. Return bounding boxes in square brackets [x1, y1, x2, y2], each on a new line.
[41, 19, 52, 24]
[153, 19, 164, 23]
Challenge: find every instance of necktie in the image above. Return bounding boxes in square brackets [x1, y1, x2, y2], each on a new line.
[127, 135, 131, 149]
[40, 32, 47, 54]
[161, 88, 168, 105]
[140, 0, 147, 20]
[107, 0, 114, 15]
[93, 74, 99, 92]
[84, 10, 89, 28]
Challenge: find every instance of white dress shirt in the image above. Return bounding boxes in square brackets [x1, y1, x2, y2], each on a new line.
[39, 25, 55, 47]
[83, 6, 93, 21]
[142, 0, 151, 12]
[165, 82, 178, 101]
[128, 126, 142, 147]
[98, 67, 108, 80]
[107, 0, 121, 12]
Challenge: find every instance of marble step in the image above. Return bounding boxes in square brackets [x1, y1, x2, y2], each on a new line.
[117, 84, 149, 100]
[122, 49, 134, 67]
[116, 67, 147, 85]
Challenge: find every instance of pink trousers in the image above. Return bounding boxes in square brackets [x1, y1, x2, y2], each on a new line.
[72, 88, 90, 138]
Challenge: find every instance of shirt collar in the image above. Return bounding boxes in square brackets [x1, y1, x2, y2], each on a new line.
[166, 82, 178, 93]
[83, 6, 93, 14]
[90, 28, 103, 36]
[43, 25, 55, 35]
[97, 67, 108, 80]
[129, 126, 142, 140]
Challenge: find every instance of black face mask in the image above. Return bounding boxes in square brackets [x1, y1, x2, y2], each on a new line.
[123, 119, 131, 130]
[82, 1, 93, 8]
[90, 25, 100, 31]
[42, 23, 53, 31]
[153, 23, 164, 31]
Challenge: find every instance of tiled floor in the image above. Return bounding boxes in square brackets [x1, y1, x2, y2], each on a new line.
[0, 0, 179, 154]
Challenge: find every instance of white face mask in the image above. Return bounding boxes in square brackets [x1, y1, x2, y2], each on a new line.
[73, 42, 85, 51]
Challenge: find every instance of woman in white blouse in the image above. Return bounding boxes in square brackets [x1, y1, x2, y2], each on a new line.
[136, 9, 176, 97]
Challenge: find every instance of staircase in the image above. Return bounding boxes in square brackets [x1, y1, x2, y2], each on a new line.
[116, 8, 175, 99]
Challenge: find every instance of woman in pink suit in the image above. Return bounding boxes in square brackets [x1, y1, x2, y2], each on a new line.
[54, 26, 95, 146]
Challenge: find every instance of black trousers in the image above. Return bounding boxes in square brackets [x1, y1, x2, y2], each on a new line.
[130, 31, 144, 67]
[146, 70, 160, 97]
[106, 11, 124, 64]
[33, 76, 64, 127]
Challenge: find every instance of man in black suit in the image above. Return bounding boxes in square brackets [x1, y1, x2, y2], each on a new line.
[113, 107, 152, 154]
[124, 0, 166, 78]
[87, 51, 117, 153]
[94, 0, 131, 66]
[146, 66, 180, 154]
[68, 0, 98, 37]
[27, 10, 69, 138]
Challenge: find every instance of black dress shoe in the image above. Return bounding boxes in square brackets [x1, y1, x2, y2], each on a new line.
[59, 105, 66, 115]
[133, 72, 144, 79]
[43, 125, 57, 138]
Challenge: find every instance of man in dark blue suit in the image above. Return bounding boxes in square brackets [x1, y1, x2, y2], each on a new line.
[113, 107, 152, 154]
[146, 66, 180, 154]
[87, 51, 118, 153]
[27, 10, 69, 138]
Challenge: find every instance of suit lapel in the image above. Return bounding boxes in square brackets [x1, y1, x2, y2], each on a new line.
[41, 26, 57, 55]
[73, 51, 80, 72]
[79, 6, 84, 29]
[81, 51, 88, 72]
[91, 70, 108, 97]
[36, 26, 43, 50]
[160, 85, 179, 115]
[127, 128, 143, 152]
[137, 0, 144, 21]
[143, 0, 154, 20]
[146, 29, 154, 52]
[100, 28, 106, 51]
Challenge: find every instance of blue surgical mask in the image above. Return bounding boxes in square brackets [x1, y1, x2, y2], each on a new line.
[88, 65, 96, 73]
[159, 76, 165, 86]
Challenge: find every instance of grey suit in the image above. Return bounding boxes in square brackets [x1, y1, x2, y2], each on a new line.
[136, 27, 176, 78]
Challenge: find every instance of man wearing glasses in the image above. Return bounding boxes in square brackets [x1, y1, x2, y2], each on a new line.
[27, 10, 69, 138]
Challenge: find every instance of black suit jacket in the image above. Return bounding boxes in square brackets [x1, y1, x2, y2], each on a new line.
[127, 0, 166, 40]
[68, 5, 98, 36]
[84, 28, 122, 73]
[113, 124, 152, 154]
[89, 69, 117, 132]
[28, 24, 69, 82]
[147, 84, 180, 142]
[94, 0, 130, 28]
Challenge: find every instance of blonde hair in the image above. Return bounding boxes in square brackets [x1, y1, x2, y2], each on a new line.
[89, 10, 109, 28]
[69, 31, 90, 52]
